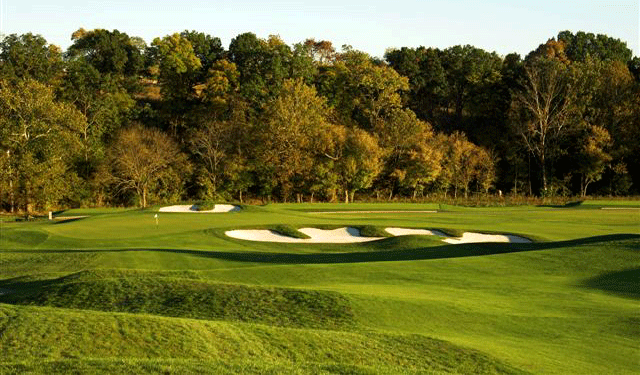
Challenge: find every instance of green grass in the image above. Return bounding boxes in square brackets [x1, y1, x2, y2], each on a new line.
[270, 224, 311, 239]
[0, 270, 354, 329]
[354, 225, 393, 237]
[0, 304, 523, 374]
[1, 202, 639, 373]
[1, 359, 494, 375]
[0, 228, 49, 247]
[194, 201, 215, 211]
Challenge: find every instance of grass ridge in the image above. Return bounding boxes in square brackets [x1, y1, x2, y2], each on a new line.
[0, 273, 355, 329]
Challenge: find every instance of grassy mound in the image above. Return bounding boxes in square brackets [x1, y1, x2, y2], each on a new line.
[0, 271, 353, 329]
[0, 359, 441, 375]
[0, 305, 525, 374]
[366, 234, 446, 250]
[270, 224, 311, 239]
[0, 229, 49, 247]
[354, 225, 393, 238]
[194, 201, 215, 211]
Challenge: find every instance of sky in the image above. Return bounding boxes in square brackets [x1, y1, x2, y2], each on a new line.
[1, 0, 638, 58]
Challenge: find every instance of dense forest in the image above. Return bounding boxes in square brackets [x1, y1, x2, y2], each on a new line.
[0, 29, 638, 212]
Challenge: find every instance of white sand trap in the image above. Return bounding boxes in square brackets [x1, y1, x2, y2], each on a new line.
[442, 232, 531, 244]
[386, 227, 529, 243]
[226, 226, 530, 244]
[385, 227, 448, 237]
[159, 204, 240, 213]
[225, 227, 383, 243]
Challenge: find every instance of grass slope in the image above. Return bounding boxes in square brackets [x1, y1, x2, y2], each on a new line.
[0, 304, 523, 374]
[0, 270, 354, 329]
[1, 201, 639, 374]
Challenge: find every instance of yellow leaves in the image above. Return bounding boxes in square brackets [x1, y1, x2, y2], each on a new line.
[582, 125, 612, 164]
[71, 28, 88, 41]
[342, 127, 383, 191]
[200, 60, 240, 104]
[267, 35, 286, 48]
[437, 131, 495, 194]
[152, 33, 201, 75]
[390, 169, 406, 182]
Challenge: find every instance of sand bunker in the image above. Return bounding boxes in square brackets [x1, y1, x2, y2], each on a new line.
[442, 232, 530, 244]
[225, 227, 383, 243]
[159, 204, 240, 213]
[227, 226, 530, 244]
[386, 227, 529, 244]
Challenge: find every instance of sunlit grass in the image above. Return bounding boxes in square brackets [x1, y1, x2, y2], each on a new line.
[1, 201, 639, 373]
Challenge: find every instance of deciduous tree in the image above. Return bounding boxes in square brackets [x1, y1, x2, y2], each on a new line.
[67, 28, 144, 78]
[0, 80, 84, 212]
[256, 79, 329, 201]
[339, 127, 383, 203]
[510, 58, 577, 194]
[0, 33, 63, 85]
[105, 125, 189, 207]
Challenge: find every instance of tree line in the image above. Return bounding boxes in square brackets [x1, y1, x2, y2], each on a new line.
[0, 29, 638, 211]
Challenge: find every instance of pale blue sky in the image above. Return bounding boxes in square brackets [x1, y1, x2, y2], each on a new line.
[1, 0, 638, 58]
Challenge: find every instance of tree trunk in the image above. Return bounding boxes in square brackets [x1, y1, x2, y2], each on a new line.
[9, 179, 14, 213]
[581, 175, 591, 198]
[541, 154, 548, 195]
[239, 190, 243, 204]
[142, 186, 147, 208]
[24, 183, 30, 214]
[344, 189, 349, 204]
[310, 192, 314, 203]
[349, 190, 355, 203]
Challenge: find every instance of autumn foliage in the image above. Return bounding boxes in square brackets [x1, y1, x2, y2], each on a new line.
[0, 29, 638, 211]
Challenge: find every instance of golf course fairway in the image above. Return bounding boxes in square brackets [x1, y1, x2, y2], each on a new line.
[0, 200, 638, 374]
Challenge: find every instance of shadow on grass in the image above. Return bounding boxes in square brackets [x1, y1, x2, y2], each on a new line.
[0, 277, 61, 297]
[2, 234, 638, 265]
[52, 217, 86, 225]
[581, 268, 640, 299]
[537, 200, 585, 209]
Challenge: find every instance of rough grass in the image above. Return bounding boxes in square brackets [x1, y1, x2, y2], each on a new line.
[0, 359, 445, 375]
[270, 224, 311, 239]
[354, 225, 393, 238]
[0, 304, 524, 375]
[195, 201, 215, 211]
[434, 227, 465, 237]
[0, 271, 354, 329]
